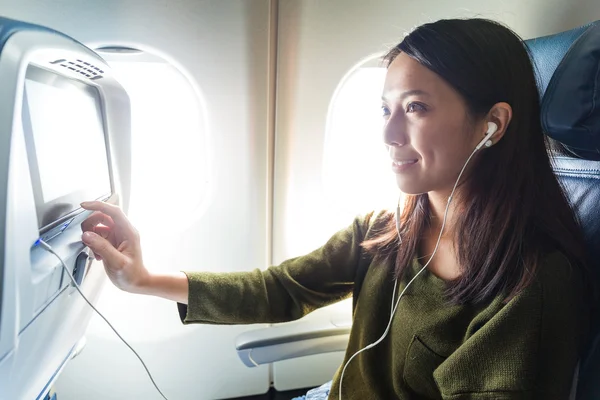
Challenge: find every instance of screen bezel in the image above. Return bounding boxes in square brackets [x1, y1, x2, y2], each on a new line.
[21, 65, 114, 234]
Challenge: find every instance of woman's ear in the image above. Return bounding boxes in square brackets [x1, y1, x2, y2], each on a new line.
[484, 102, 513, 145]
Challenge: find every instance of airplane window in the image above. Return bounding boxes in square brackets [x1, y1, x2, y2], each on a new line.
[323, 56, 399, 219]
[99, 48, 211, 240]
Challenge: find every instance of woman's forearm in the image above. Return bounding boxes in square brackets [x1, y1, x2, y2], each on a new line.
[136, 271, 189, 304]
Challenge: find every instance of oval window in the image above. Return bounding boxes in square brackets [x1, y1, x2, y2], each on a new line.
[96, 47, 212, 241]
[323, 55, 398, 219]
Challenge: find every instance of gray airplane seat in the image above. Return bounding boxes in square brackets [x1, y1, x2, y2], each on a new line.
[525, 20, 600, 399]
[0, 16, 131, 400]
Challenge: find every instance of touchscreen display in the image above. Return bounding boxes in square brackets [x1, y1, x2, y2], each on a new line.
[23, 67, 112, 230]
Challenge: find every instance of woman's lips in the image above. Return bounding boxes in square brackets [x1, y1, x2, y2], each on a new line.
[391, 159, 418, 172]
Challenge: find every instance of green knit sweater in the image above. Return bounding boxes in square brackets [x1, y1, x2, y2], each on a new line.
[177, 212, 588, 399]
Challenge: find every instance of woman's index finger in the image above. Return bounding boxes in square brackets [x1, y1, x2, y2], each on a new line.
[80, 201, 129, 227]
[81, 211, 115, 233]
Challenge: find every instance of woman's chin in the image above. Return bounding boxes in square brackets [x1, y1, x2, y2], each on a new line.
[395, 180, 427, 196]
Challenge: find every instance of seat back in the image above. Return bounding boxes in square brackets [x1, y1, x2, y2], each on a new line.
[525, 21, 600, 400]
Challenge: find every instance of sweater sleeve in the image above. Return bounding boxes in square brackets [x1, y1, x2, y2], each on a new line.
[176, 212, 376, 325]
[433, 252, 588, 400]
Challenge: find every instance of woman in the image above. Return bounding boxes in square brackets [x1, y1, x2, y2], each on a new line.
[81, 18, 591, 399]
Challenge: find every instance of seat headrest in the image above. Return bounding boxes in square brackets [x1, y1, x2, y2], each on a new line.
[526, 21, 600, 160]
[0, 16, 61, 54]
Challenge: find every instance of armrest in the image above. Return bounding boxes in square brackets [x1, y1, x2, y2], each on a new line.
[235, 317, 351, 367]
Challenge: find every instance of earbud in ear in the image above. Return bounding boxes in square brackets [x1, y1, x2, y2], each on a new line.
[484, 122, 497, 147]
[475, 122, 498, 151]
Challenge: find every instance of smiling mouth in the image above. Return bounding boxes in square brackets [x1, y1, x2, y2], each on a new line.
[393, 160, 418, 166]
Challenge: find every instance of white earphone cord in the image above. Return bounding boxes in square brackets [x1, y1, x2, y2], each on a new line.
[338, 142, 483, 400]
[38, 239, 169, 400]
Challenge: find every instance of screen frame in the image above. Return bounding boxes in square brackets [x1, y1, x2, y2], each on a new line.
[21, 65, 114, 234]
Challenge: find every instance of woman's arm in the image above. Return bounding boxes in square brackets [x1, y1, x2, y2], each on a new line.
[179, 213, 374, 325]
[80, 200, 380, 325]
[137, 272, 189, 304]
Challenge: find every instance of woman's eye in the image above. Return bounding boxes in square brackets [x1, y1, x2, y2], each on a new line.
[406, 102, 426, 113]
[381, 106, 391, 117]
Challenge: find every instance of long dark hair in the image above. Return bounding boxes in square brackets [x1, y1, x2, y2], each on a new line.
[362, 19, 589, 304]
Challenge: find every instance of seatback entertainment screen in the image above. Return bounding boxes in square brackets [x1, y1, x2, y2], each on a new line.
[22, 66, 112, 231]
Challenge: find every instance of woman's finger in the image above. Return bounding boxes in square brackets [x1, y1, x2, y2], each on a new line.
[81, 211, 115, 233]
[82, 231, 125, 267]
[93, 225, 112, 240]
[81, 201, 136, 235]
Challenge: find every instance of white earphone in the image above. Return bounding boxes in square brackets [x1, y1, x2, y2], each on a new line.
[338, 120, 499, 400]
[475, 121, 498, 150]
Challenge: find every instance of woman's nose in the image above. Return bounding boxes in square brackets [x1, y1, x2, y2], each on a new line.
[383, 115, 407, 147]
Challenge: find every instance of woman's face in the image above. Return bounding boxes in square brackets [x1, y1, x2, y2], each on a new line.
[382, 52, 485, 195]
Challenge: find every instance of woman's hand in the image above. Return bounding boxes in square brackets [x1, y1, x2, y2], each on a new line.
[80, 200, 189, 303]
[80, 201, 150, 294]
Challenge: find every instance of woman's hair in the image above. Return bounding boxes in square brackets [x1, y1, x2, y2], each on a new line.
[362, 18, 590, 304]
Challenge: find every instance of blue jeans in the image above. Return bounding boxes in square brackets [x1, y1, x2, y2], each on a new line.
[292, 380, 332, 400]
